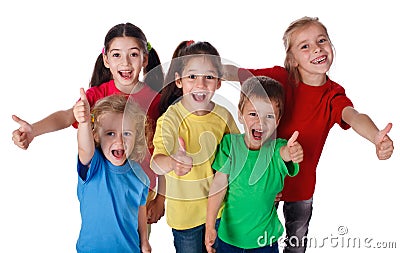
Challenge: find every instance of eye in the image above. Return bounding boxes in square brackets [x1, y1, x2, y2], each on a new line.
[123, 132, 132, 137]
[130, 52, 139, 57]
[249, 112, 257, 117]
[300, 44, 309, 50]
[111, 52, 120, 58]
[205, 75, 216, 80]
[267, 114, 275, 119]
[318, 38, 327, 44]
[188, 74, 197, 79]
[106, 132, 115, 136]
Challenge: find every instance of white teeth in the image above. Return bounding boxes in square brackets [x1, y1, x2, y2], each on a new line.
[312, 56, 326, 64]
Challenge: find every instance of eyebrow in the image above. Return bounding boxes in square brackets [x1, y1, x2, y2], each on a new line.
[109, 47, 141, 52]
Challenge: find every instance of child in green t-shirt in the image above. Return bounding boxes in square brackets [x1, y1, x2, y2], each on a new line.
[205, 76, 304, 253]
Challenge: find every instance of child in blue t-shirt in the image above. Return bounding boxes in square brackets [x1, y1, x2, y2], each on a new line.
[73, 90, 150, 253]
[205, 76, 303, 253]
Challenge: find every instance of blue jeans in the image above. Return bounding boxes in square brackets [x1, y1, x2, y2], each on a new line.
[281, 198, 313, 253]
[217, 238, 279, 253]
[172, 219, 220, 253]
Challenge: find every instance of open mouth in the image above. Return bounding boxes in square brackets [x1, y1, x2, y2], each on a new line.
[192, 92, 207, 102]
[119, 70, 133, 80]
[252, 129, 263, 141]
[311, 56, 327, 64]
[112, 149, 125, 159]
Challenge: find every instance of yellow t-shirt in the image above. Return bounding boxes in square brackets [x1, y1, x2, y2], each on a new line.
[152, 101, 239, 229]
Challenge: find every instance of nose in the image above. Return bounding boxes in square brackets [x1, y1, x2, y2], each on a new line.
[195, 76, 207, 88]
[121, 54, 130, 65]
[313, 44, 322, 54]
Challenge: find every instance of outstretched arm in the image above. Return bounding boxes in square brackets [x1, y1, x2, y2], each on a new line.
[342, 106, 394, 160]
[74, 88, 94, 165]
[205, 172, 228, 253]
[12, 108, 75, 150]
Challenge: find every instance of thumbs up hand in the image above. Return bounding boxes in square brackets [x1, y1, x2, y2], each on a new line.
[11, 115, 34, 150]
[374, 123, 394, 160]
[281, 131, 303, 163]
[171, 137, 193, 176]
[73, 88, 91, 124]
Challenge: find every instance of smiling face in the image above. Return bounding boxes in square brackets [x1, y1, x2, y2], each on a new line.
[239, 97, 280, 150]
[175, 56, 221, 115]
[94, 112, 136, 166]
[289, 23, 333, 85]
[103, 37, 148, 94]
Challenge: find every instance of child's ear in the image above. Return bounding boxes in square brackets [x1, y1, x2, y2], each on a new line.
[216, 79, 222, 89]
[103, 53, 110, 69]
[175, 72, 183, 88]
[238, 110, 244, 124]
[142, 53, 149, 70]
[94, 131, 100, 144]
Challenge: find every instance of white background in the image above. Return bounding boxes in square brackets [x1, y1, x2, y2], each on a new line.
[1, 0, 399, 252]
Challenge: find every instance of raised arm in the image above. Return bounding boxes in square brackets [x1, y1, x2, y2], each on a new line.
[342, 106, 394, 160]
[73, 88, 95, 165]
[12, 108, 75, 150]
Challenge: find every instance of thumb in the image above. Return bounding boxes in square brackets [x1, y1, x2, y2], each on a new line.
[375, 123, 392, 143]
[80, 88, 87, 101]
[287, 131, 299, 147]
[12, 115, 29, 131]
[178, 137, 186, 153]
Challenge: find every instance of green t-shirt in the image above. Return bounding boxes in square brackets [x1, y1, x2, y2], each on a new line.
[212, 134, 299, 249]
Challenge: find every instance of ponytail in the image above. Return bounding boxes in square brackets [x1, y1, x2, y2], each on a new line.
[89, 53, 112, 87]
[143, 48, 164, 93]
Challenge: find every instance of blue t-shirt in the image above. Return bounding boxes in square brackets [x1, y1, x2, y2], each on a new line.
[76, 148, 149, 253]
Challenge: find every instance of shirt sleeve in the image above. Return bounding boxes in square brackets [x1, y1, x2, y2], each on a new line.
[212, 134, 232, 175]
[330, 83, 354, 130]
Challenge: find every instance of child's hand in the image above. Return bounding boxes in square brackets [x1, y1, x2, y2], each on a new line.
[146, 194, 165, 224]
[140, 239, 151, 253]
[171, 137, 193, 176]
[11, 115, 34, 150]
[374, 123, 394, 160]
[73, 88, 91, 124]
[287, 131, 303, 163]
[205, 227, 217, 253]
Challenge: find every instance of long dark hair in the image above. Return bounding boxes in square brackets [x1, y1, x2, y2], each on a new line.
[89, 23, 163, 92]
[159, 41, 222, 115]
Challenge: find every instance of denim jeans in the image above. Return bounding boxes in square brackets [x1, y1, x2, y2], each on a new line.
[217, 238, 279, 253]
[281, 198, 313, 253]
[172, 219, 220, 253]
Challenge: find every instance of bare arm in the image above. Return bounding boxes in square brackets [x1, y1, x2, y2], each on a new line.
[342, 106, 394, 159]
[12, 108, 75, 150]
[205, 172, 228, 253]
[74, 89, 94, 165]
[146, 175, 166, 224]
[138, 205, 151, 253]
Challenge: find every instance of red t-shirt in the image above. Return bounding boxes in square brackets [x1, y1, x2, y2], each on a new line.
[73, 80, 161, 190]
[239, 66, 353, 201]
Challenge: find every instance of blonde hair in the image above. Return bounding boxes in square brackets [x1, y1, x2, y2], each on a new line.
[283, 16, 332, 84]
[91, 94, 149, 162]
